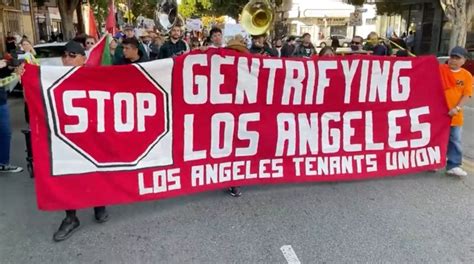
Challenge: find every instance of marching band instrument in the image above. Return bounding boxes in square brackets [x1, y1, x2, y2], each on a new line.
[155, 0, 184, 33]
[240, 0, 274, 36]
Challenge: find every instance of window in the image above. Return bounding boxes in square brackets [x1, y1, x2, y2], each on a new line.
[1, 0, 18, 8]
[34, 45, 66, 59]
[366, 18, 376, 25]
[20, 0, 29, 12]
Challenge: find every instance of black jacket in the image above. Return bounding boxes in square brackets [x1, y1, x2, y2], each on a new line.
[293, 43, 317, 57]
[280, 43, 296, 57]
[158, 39, 188, 59]
[249, 44, 276, 57]
[113, 53, 149, 65]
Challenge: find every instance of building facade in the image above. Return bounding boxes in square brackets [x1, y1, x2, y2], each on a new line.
[32, 0, 78, 43]
[287, 0, 377, 45]
[0, 0, 35, 53]
[376, 0, 473, 55]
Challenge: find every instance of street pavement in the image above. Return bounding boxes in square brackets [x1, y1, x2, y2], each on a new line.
[1, 97, 474, 264]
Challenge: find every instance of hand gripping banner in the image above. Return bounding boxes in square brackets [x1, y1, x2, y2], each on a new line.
[22, 50, 450, 210]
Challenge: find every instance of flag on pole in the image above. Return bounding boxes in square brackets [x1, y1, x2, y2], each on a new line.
[83, 2, 99, 39]
[85, 34, 112, 66]
[106, 0, 116, 34]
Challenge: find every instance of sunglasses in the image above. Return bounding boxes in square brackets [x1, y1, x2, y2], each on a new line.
[62, 52, 79, 59]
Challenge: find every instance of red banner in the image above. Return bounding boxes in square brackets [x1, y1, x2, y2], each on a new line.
[22, 50, 450, 210]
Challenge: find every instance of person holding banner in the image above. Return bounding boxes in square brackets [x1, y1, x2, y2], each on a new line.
[52, 40, 109, 242]
[249, 34, 275, 57]
[280, 36, 296, 58]
[292, 33, 316, 58]
[221, 34, 252, 197]
[0, 60, 22, 173]
[113, 38, 149, 65]
[443, 46, 473, 177]
[113, 26, 149, 64]
[208, 27, 224, 48]
[158, 25, 190, 59]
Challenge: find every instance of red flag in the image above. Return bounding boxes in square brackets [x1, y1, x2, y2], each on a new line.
[88, 4, 99, 39]
[106, 0, 116, 34]
[85, 34, 112, 66]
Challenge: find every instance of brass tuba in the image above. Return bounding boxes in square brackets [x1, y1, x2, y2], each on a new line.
[155, 0, 184, 33]
[240, 0, 274, 36]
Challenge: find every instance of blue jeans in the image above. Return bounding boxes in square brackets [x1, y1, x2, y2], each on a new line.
[446, 126, 462, 170]
[0, 103, 11, 165]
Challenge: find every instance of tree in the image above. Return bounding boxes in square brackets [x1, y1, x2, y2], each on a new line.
[440, 0, 473, 49]
[57, 0, 81, 40]
[179, 0, 272, 20]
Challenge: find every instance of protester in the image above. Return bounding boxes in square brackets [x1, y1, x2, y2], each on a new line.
[273, 38, 283, 57]
[19, 39, 39, 125]
[140, 31, 152, 58]
[208, 27, 224, 48]
[113, 25, 149, 64]
[0, 60, 22, 173]
[190, 37, 201, 50]
[52, 40, 109, 242]
[20, 39, 39, 65]
[441, 46, 473, 177]
[281, 36, 296, 57]
[85, 36, 96, 51]
[202, 36, 211, 48]
[5, 32, 17, 53]
[350, 35, 364, 52]
[114, 38, 148, 65]
[364, 32, 389, 56]
[109, 38, 118, 57]
[158, 25, 189, 59]
[293, 33, 316, 58]
[330, 35, 340, 50]
[223, 34, 250, 197]
[249, 34, 275, 56]
[319, 46, 335, 57]
[406, 31, 415, 52]
[148, 32, 163, 60]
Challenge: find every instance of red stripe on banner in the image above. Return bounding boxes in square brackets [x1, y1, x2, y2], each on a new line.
[21, 51, 450, 210]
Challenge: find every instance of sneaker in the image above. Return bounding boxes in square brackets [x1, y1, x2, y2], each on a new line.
[227, 187, 242, 197]
[0, 165, 23, 173]
[53, 217, 80, 242]
[446, 167, 468, 177]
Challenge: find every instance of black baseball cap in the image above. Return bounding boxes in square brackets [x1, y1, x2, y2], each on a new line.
[65, 40, 86, 56]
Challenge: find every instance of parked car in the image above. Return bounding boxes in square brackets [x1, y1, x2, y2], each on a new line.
[33, 42, 67, 66]
[318, 35, 351, 48]
[437, 48, 474, 75]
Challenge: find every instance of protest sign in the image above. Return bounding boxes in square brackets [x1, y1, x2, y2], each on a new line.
[22, 50, 450, 210]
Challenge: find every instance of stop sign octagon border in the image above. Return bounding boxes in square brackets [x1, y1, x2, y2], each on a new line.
[46, 65, 171, 169]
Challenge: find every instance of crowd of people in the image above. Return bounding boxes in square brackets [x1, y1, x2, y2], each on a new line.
[0, 24, 472, 242]
[93, 25, 414, 63]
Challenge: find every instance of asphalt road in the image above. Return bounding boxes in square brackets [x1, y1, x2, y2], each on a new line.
[1, 98, 474, 264]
